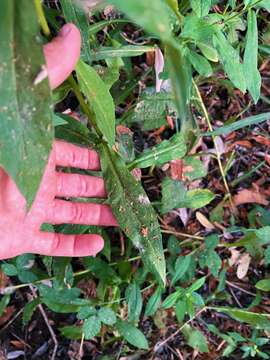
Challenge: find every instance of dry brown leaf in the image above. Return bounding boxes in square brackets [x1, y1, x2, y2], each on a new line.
[254, 135, 270, 147]
[196, 211, 215, 230]
[0, 305, 15, 326]
[229, 248, 241, 267]
[233, 189, 269, 206]
[170, 159, 183, 181]
[237, 253, 251, 279]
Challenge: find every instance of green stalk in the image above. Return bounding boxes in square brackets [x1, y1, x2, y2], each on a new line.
[34, 0, 51, 37]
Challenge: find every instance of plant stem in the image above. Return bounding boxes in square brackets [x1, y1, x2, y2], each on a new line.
[34, 0, 51, 37]
[193, 80, 233, 204]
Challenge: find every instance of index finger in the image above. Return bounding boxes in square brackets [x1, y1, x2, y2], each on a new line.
[54, 140, 100, 170]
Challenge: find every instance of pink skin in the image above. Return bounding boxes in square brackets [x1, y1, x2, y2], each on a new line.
[0, 23, 117, 260]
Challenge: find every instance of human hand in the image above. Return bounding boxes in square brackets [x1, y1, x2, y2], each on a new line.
[0, 24, 117, 260]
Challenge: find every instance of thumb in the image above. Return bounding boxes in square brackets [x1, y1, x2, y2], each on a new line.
[43, 23, 81, 90]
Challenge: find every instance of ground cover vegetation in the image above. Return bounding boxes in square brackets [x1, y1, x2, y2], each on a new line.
[1, 0, 270, 358]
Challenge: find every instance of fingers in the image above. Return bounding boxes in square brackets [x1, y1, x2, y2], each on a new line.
[32, 232, 104, 257]
[54, 141, 100, 170]
[56, 172, 106, 198]
[46, 199, 118, 226]
[43, 23, 81, 89]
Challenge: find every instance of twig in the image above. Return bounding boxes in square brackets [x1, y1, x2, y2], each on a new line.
[30, 286, 58, 360]
[154, 307, 207, 352]
[0, 308, 24, 335]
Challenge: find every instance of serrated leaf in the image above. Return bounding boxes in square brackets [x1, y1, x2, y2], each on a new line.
[97, 307, 117, 325]
[130, 133, 186, 169]
[213, 30, 246, 92]
[255, 279, 270, 292]
[126, 283, 143, 323]
[244, 10, 261, 103]
[77, 306, 96, 320]
[211, 307, 270, 329]
[76, 60, 115, 146]
[115, 320, 149, 350]
[83, 316, 101, 340]
[22, 298, 40, 325]
[144, 287, 163, 317]
[99, 144, 166, 284]
[0, 0, 53, 208]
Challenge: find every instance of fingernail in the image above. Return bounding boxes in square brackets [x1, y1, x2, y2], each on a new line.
[59, 24, 73, 37]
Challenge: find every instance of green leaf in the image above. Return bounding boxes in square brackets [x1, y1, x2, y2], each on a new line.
[22, 298, 40, 325]
[162, 289, 183, 309]
[187, 276, 206, 293]
[115, 320, 149, 350]
[60, 325, 82, 340]
[1, 263, 18, 276]
[97, 307, 117, 325]
[166, 42, 193, 131]
[76, 60, 115, 146]
[213, 30, 246, 92]
[0, 0, 53, 207]
[161, 178, 187, 214]
[172, 255, 191, 285]
[243, 10, 261, 103]
[130, 132, 186, 169]
[0, 295, 10, 317]
[90, 45, 155, 61]
[55, 114, 92, 146]
[77, 306, 96, 320]
[182, 324, 209, 352]
[126, 283, 143, 323]
[127, 89, 176, 131]
[197, 42, 219, 62]
[175, 299, 187, 322]
[181, 189, 215, 209]
[190, 0, 212, 17]
[205, 234, 219, 250]
[60, 0, 92, 63]
[182, 156, 207, 180]
[265, 246, 270, 265]
[187, 49, 213, 77]
[255, 226, 270, 244]
[203, 112, 270, 136]
[83, 316, 101, 340]
[99, 144, 166, 284]
[255, 279, 270, 292]
[144, 286, 163, 317]
[108, 0, 172, 42]
[211, 307, 270, 329]
[83, 257, 120, 284]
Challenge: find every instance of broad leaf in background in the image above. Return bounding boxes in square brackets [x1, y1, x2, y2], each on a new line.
[190, 0, 212, 17]
[243, 10, 261, 103]
[182, 324, 209, 352]
[108, 0, 172, 42]
[213, 30, 246, 93]
[99, 144, 166, 284]
[187, 48, 213, 77]
[76, 60, 115, 146]
[255, 279, 270, 292]
[126, 283, 143, 323]
[129, 133, 186, 169]
[60, 0, 92, 63]
[0, 0, 53, 207]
